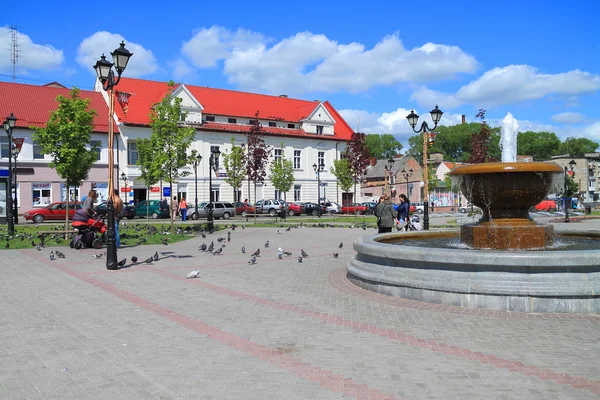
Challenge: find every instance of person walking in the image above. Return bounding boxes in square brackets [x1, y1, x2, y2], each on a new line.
[111, 189, 123, 248]
[398, 193, 410, 230]
[178, 196, 188, 222]
[375, 193, 398, 234]
[171, 196, 177, 221]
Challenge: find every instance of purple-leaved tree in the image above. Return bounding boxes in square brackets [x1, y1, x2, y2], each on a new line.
[345, 132, 371, 221]
[246, 111, 272, 223]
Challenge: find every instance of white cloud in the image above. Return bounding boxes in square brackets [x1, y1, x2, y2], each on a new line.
[582, 121, 600, 141]
[77, 31, 158, 77]
[0, 27, 64, 72]
[169, 59, 194, 80]
[180, 27, 478, 94]
[551, 112, 585, 124]
[412, 65, 600, 109]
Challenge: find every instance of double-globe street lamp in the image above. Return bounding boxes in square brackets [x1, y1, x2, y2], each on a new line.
[401, 167, 414, 203]
[120, 172, 129, 205]
[313, 162, 325, 217]
[193, 154, 202, 220]
[384, 157, 395, 197]
[93, 41, 133, 270]
[207, 148, 220, 232]
[3, 113, 17, 235]
[406, 105, 444, 230]
[11, 140, 21, 224]
[564, 159, 576, 223]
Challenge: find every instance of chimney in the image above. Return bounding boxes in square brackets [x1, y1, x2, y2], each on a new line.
[370, 157, 377, 167]
[461, 114, 466, 124]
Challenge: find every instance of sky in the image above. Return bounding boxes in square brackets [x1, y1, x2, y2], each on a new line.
[1, 0, 599, 150]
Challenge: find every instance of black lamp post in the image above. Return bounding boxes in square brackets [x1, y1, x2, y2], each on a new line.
[207, 148, 220, 232]
[384, 157, 395, 197]
[3, 113, 17, 235]
[120, 172, 129, 205]
[12, 142, 21, 224]
[406, 105, 443, 230]
[193, 154, 202, 219]
[93, 41, 133, 270]
[401, 167, 414, 203]
[313, 162, 325, 217]
[564, 159, 576, 223]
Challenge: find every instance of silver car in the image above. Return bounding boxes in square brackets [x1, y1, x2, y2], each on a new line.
[190, 202, 236, 220]
[255, 199, 286, 216]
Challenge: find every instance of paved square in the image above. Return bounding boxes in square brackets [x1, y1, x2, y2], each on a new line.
[1, 222, 599, 399]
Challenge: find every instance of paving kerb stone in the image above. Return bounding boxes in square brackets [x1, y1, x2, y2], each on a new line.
[1, 221, 600, 399]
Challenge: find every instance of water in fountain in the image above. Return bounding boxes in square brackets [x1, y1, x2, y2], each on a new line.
[500, 112, 519, 162]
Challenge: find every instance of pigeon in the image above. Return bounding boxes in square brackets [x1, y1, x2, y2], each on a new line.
[339, 242, 343, 249]
[144, 257, 153, 264]
[93, 253, 104, 259]
[333, 253, 339, 258]
[55, 250, 66, 259]
[251, 249, 260, 257]
[241, 246, 246, 253]
[49, 251, 55, 261]
[301, 249, 308, 258]
[277, 229, 281, 234]
[131, 256, 138, 263]
[162, 238, 169, 245]
[264, 240, 270, 248]
[217, 237, 226, 243]
[117, 258, 127, 268]
[248, 256, 256, 265]
[227, 232, 231, 242]
[283, 251, 292, 256]
[286, 226, 291, 232]
[187, 270, 200, 279]
[213, 247, 223, 255]
[5, 242, 9, 249]
[199, 243, 207, 251]
[36, 245, 42, 251]
[201, 233, 206, 239]
[278, 252, 283, 259]
[278, 246, 284, 254]
[207, 242, 214, 252]
[242, 225, 246, 229]
[297, 256, 303, 263]
[153, 252, 159, 261]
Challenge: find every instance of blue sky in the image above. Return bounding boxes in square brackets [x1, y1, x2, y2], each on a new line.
[2, 0, 599, 149]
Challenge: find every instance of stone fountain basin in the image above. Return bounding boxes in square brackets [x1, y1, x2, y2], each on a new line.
[347, 231, 600, 314]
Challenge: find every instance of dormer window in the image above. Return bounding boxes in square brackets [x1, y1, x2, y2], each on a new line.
[249, 119, 258, 125]
[228, 118, 237, 123]
[288, 123, 295, 129]
[316, 125, 324, 135]
[269, 122, 276, 127]
[205, 116, 215, 122]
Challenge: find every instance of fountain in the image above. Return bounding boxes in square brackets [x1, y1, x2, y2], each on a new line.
[347, 113, 600, 313]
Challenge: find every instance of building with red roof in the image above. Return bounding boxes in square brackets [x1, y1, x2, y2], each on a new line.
[94, 77, 354, 206]
[0, 82, 118, 217]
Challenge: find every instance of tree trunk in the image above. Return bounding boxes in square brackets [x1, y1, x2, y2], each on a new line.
[64, 182, 70, 239]
[146, 186, 150, 220]
[253, 183, 257, 224]
[170, 182, 174, 229]
[353, 182, 357, 226]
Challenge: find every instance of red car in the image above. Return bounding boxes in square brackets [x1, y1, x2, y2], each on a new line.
[24, 202, 83, 223]
[287, 202, 304, 216]
[235, 202, 255, 217]
[534, 200, 557, 211]
[341, 203, 368, 215]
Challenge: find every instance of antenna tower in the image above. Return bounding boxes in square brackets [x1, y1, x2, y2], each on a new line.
[10, 26, 19, 82]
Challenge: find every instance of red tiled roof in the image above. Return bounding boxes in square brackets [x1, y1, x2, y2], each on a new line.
[111, 77, 354, 141]
[0, 82, 112, 133]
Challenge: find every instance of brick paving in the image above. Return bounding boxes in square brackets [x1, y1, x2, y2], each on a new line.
[1, 222, 599, 399]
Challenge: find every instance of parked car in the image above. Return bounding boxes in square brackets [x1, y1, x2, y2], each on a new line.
[95, 201, 136, 219]
[322, 201, 341, 214]
[459, 203, 482, 213]
[24, 202, 82, 223]
[361, 202, 377, 215]
[341, 203, 368, 215]
[234, 202, 255, 217]
[255, 199, 286, 216]
[303, 202, 326, 216]
[287, 202, 304, 216]
[134, 200, 170, 219]
[411, 202, 425, 214]
[189, 202, 236, 220]
[534, 200, 557, 212]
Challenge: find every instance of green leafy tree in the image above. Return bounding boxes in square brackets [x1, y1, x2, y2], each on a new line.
[559, 137, 599, 157]
[136, 138, 161, 219]
[364, 134, 403, 159]
[269, 146, 295, 203]
[516, 131, 561, 161]
[330, 158, 354, 195]
[223, 137, 247, 203]
[32, 87, 98, 233]
[148, 81, 196, 227]
[427, 165, 438, 195]
[246, 111, 272, 222]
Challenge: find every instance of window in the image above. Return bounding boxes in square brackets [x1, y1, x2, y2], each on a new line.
[274, 190, 283, 200]
[91, 140, 101, 161]
[0, 137, 8, 158]
[316, 125, 324, 135]
[211, 185, 220, 202]
[294, 185, 301, 201]
[274, 149, 282, 164]
[228, 118, 237, 123]
[288, 123, 295, 129]
[127, 141, 138, 165]
[205, 116, 215, 122]
[293, 150, 301, 169]
[269, 122, 276, 127]
[60, 184, 79, 202]
[33, 140, 44, 159]
[32, 183, 51, 207]
[249, 119, 258, 125]
[318, 151, 325, 169]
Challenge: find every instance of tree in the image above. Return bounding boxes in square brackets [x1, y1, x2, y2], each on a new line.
[559, 137, 599, 157]
[147, 81, 196, 227]
[269, 145, 295, 204]
[364, 134, 403, 159]
[33, 87, 98, 234]
[345, 132, 371, 220]
[330, 158, 354, 195]
[223, 137, 247, 203]
[246, 111, 272, 222]
[469, 109, 491, 164]
[136, 138, 161, 219]
[517, 131, 561, 161]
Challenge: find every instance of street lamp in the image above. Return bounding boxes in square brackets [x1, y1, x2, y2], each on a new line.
[313, 162, 325, 217]
[93, 41, 133, 270]
[207, 148, 220, 232]
[564, 159, 576, 223]
[401, 168, 414, 203]
[406, 105, 443, 230]
[3, 113, 17, 235]
[120, 172, 129, 205]
[12, 142, 21, 224]
[193, 154, 202, 219]
[384, 157, 395, 197]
